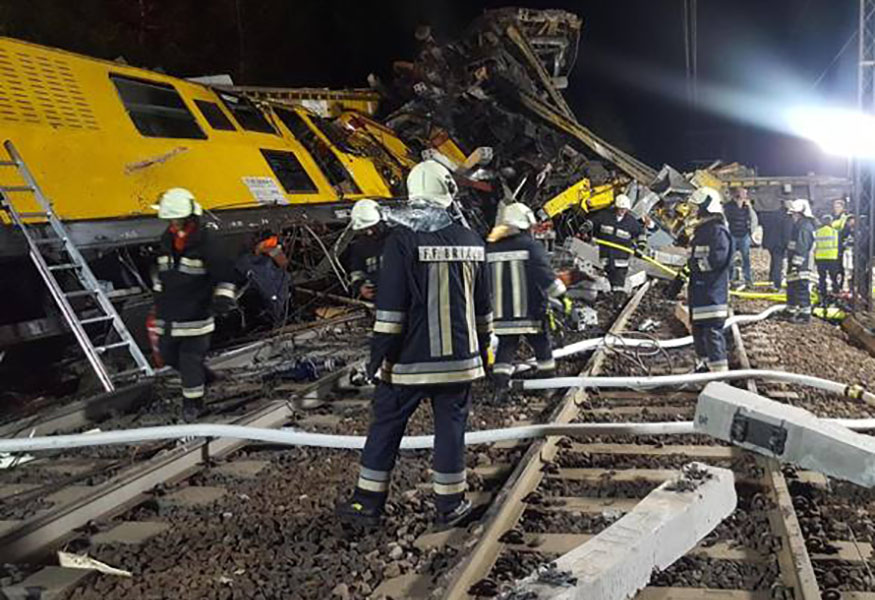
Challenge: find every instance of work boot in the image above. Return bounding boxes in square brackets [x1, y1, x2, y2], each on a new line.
[434, 498, 473, 531]
[692, 360, 709, 374]
[336, 499, 382, 528]
[490, 373, 511, 404]
[491, 386, 510, 404]
[182, 397, 204, 423]
[791, 313, 811, 324]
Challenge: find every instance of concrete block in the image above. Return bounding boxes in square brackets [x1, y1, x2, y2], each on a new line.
[511, 463, 736, 600]
[92, 521, 169, 545]
[695, 382, 875, 487]
[1, 566, 93, 600]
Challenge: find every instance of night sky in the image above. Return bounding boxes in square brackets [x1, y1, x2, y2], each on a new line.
[0, 0, 860, 176]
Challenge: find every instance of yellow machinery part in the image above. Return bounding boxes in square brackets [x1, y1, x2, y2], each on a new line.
[542, 178, 616, 219]
[428, 129, 468, 167]
[275, 108, 393, 198]
[218, 86, 381, 118]
[337, 112, 417, 169]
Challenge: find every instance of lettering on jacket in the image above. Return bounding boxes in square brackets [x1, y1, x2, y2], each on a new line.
[418, 246, 485, 262]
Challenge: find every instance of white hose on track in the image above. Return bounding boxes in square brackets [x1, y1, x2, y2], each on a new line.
[519, 369, 875, 404]
[514, 304, 786, 373]
[2, 417, 875, 454]
[5, 304, 866, 455]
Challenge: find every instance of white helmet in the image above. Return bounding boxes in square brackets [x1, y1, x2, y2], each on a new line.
[406, 160, 458, 208]
[614, 194, 632, 210]
[788, 198, 814, 218]
[499, 202, 537, 230]
[151, 187, 202, 219]
[688, 186, 724, 215]
[350, 199, 381, 231]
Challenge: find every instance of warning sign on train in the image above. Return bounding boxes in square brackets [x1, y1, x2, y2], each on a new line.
[242, 177, 287, 205]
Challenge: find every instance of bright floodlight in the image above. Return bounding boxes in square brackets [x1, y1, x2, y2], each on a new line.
[786, 106, 875, 158]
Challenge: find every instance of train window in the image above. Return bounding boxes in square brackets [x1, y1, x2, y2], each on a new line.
[273, 108, 361, 195]
[110, 74, 206, 139]
[194, 100, 236, 131]
[260, 149, 318, 194]
[218, 93, 276, 134]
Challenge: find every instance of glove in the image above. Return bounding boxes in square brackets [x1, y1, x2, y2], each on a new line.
[212, 295, 237, 317]
[679, 263, 690, 282]
[366, 354, 382, 380]
[664, 275, 685, 299]
[581, 220, 594, 235]
[632, 246, 644, 258]
[561, 296, 573, 316]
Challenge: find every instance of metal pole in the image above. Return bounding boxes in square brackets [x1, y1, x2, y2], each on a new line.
[854, 0, 875, 309]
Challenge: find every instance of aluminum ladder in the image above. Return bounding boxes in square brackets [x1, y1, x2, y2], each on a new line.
[0, 139, 154, 391]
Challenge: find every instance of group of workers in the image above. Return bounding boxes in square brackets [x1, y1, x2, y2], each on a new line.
[147, 162, 851, 529]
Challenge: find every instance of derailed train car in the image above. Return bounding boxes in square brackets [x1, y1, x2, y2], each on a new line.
[0, 36, 421, 390]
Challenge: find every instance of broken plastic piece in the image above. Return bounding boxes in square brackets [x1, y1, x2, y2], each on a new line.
[58, 551, 132, 577]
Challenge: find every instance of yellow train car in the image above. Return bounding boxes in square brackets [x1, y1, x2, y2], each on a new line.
[0, 36, 393, 255]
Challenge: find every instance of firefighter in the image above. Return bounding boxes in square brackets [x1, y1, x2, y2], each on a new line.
[348, 199, 386, 300]
[786, 199, 816, 323]
[151, 188, 237, 422]
[585, 194, 646, 296]
[337, 160, 493, 529]
[253, 230, 289, 270]
[667, 187, 733, 372]
[814, 213, 841, 305]
[487, 202, 569, 402]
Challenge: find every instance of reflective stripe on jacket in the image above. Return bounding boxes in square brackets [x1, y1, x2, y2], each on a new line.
[487, 231, 564, 335]
[154, 225, 237, 338]
[687, 216, 733, 324]
[371, 224, 493, 386]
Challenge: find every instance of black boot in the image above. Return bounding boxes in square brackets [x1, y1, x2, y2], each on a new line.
[490, 373, 511, 404]
[434, 498, 473, 530]
[182, 397, 204, 423]
[336, 498, 382, 528]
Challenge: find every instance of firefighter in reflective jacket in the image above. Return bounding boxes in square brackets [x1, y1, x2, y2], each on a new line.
[786, 199, 816, 323]
[814, 213, 841, 305]
[338, 160, 493, 529]
[585, 194, 645, 295]
[151, 188, 237, 421]
[668, 187, 733, 372]
[348, 199, 386, 300]
[487, 202, 568, 402]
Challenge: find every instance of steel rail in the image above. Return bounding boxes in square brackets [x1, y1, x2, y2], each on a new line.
[439, 281, 652, 599]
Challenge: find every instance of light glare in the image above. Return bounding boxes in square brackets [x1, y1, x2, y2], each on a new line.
[785, 106, 875, 158]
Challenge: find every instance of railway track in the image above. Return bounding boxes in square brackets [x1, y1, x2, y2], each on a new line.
[438, 279, 875, 600]
[2, 265, 875, 599]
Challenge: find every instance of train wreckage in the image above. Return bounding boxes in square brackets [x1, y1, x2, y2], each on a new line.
[0, 7, 851, 397]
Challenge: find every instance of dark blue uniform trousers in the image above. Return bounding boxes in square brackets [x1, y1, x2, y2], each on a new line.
[692, 321, 728, 371]
[787, 274, 812, 315]
[353, 381, 471, 514]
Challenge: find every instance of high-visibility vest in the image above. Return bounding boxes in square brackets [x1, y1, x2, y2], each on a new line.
[814, 225, 839, 261]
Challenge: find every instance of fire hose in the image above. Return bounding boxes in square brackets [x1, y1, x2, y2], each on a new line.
[592, 238, 799, 302]
[3, 368, 874, 453]
[511, 304, 786, 373]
